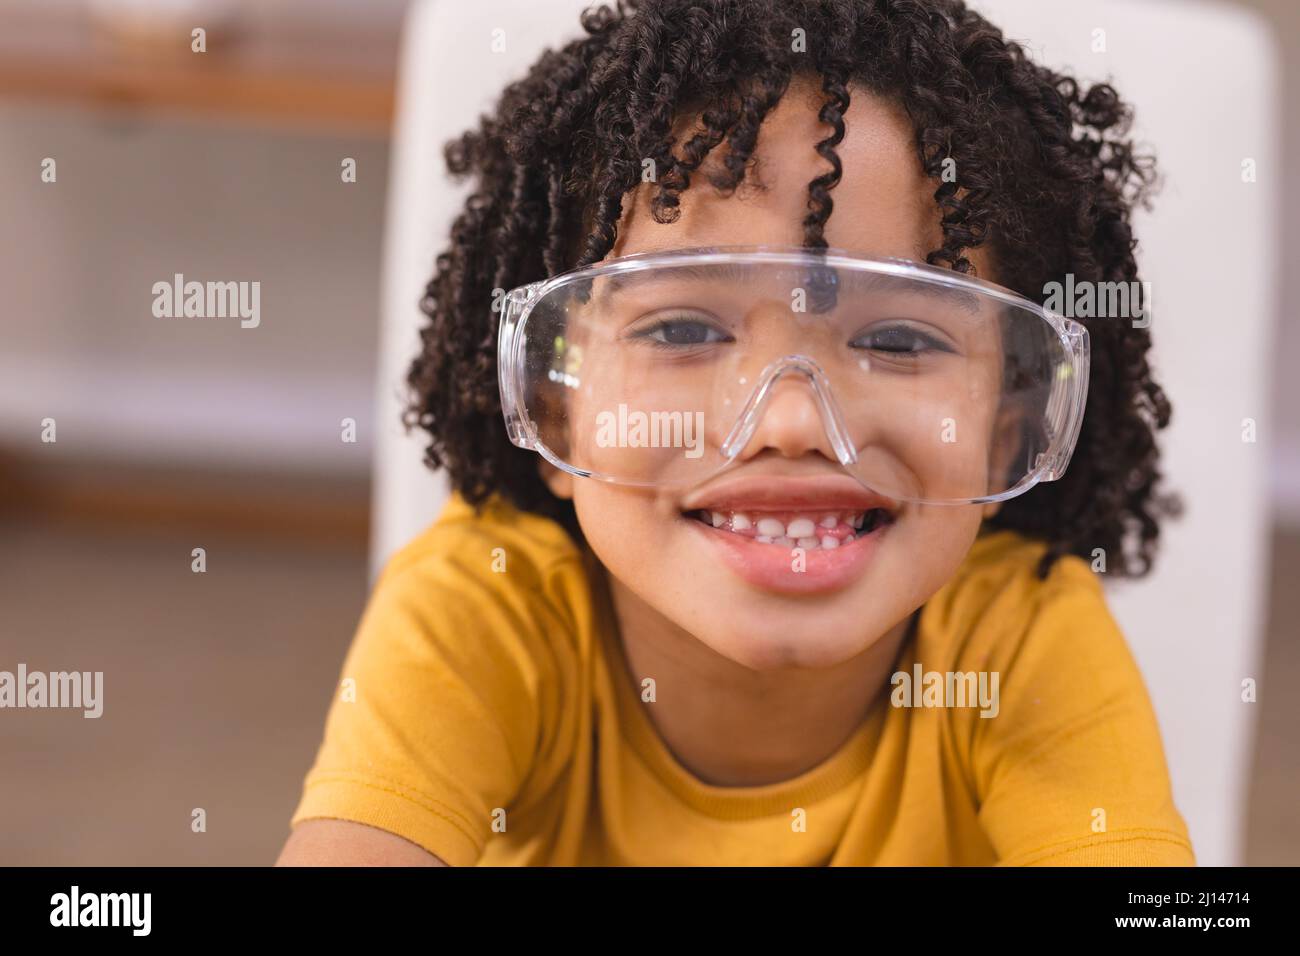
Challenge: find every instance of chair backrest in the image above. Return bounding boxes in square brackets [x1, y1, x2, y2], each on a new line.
[374, 0, 1279, 866]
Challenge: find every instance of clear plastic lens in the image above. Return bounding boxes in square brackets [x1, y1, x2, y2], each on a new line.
[505, 250, 1085, 504]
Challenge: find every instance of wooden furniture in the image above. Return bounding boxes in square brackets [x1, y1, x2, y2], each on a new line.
[0, 3, 399, 135]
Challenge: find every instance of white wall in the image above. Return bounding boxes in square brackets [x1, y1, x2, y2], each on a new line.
[1238, 0, 1300, 525]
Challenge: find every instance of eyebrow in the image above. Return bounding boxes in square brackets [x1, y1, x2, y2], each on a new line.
[589, 260, 754, 302]
[831, 268, 984, 315]
[586, 259, 985, 314]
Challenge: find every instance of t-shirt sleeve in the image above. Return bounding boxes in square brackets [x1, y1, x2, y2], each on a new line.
[967, 559, 1196, 866]
[288, 543, 562, 866]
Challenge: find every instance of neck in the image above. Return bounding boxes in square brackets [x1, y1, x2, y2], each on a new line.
[597, 560, 913, 787]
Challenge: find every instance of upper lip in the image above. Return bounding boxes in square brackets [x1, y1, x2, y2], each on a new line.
[680, 473, 900, 515]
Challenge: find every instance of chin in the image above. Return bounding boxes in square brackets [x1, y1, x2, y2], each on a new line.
[696, 611, 888, 671]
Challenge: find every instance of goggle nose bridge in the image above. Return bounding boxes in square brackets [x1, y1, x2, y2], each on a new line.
[719, 354, 860, 467]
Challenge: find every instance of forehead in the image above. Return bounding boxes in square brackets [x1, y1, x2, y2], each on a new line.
[608, 76, 968, 268]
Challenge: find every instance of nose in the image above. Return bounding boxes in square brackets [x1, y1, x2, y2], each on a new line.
[721, 356, 858, 466]
[737, 375, 838, 461]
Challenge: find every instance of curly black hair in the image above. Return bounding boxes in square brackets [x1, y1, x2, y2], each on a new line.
[404, 0, 1178, 579]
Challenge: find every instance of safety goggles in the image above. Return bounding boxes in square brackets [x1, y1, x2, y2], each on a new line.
[497, 246, 1088, 505]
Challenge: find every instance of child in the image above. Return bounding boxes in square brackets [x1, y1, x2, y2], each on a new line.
[278, 0, 1193, 866]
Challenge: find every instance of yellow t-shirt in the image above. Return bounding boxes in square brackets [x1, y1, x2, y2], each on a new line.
[289, 493, 1195, 866]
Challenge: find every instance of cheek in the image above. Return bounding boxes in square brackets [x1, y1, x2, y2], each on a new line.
[571, 482, 675, 580]
[889, 501, 986, 598]
[848, 374, 1005, 501]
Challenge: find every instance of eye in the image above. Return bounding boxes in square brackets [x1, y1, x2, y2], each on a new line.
[634, 315, 733, 347]
[850, 323, 954, 355]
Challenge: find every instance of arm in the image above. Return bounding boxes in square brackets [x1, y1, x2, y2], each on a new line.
[283, 526, 564, 867]
[275, 819, 449, 866]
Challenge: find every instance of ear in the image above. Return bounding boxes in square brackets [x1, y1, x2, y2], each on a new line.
[981, 500, 1002, 520]
[540, 459, 574, 500]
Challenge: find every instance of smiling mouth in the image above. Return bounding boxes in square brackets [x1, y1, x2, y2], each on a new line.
[683, 507, 895, 549]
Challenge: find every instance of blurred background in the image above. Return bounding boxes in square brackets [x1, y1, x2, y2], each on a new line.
[0, 0, 1295, 865]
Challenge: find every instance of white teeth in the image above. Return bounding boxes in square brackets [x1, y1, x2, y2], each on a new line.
[697, 508, 883, 548]
[785, 518, 817, 538]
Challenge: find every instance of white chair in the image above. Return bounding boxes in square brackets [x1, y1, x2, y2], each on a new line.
[372, 0, 1279, 866]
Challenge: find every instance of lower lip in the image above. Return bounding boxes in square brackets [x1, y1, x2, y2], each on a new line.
[684, 515, 888, 595]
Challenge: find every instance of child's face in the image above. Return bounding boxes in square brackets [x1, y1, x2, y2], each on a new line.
[544, 78, 1001, 670]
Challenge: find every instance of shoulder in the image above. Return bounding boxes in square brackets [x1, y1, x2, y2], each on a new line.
[924, 533, 1193, 864]
[291, 495, 590, 861]
[918, 528, 1120, 674]
[375, 493, 588, 614]
[354, 494, 599, 698]
[343, 493, 595, 746]
[918, 527, 1161, 768]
